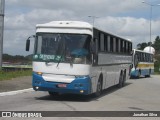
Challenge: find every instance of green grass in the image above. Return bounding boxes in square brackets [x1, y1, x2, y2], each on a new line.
[154, 72, 160, 75]
[0, 70, 32, 81]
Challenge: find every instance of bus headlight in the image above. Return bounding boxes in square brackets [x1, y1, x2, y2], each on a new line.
[80, 90, 84, 93]
[34, 72, 43, 76]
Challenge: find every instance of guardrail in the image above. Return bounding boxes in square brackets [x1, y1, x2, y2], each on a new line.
[2, 65, 32, 71]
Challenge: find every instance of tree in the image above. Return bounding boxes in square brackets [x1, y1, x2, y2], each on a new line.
[153, 36, 160, 54]
[137, 42, 149, 50]
[137, 36, 160, 54]
[2, 54, 32, 64]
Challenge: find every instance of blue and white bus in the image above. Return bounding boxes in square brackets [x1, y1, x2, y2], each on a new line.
[130, 49, 154, 78]
[26, 21, 132, 96]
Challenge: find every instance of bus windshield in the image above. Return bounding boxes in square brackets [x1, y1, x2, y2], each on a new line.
[34, 33, 92, 64]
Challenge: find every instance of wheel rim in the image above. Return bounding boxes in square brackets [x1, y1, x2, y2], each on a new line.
[97, 81, 102, 93]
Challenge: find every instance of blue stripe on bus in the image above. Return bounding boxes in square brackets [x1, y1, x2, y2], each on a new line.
[32, 73, 92, 95]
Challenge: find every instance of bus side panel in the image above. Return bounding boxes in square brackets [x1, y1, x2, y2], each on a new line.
[90, 53, 132, 93]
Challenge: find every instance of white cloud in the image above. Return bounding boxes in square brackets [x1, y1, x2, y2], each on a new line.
[95, 16, 160, 47]
[3, 0, 160, 55]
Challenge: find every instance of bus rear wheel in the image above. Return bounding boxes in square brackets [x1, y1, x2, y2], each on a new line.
[145, 69, 151, 78]
[117, 71, 124, 88]
[137, 70, 141, 79]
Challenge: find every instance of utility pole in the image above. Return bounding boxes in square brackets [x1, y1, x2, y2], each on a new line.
[0, 0, 5, 69]
[142, 1, 160, 52]
[88, 16, 99, 26]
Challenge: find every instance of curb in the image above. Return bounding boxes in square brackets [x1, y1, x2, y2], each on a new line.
[0, 88, 33, 97]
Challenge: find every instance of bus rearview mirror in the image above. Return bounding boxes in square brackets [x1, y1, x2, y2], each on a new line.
[26, 39, 30, 51]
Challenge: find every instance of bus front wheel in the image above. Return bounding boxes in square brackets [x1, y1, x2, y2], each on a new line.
[48, 91, 60, 97]
[94, 77, 102, 97]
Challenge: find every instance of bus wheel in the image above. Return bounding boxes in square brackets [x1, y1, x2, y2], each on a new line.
[94, 77, 102, 97]
[48, 91, 60, 97]
[145, 69, 151, 78]
[137, 70, 141, 79]
[117, 71, 123, 88]
[122, 71, 126, 87]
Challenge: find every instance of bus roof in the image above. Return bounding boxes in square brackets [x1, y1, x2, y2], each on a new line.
[36, 21, 132, 42]
[133, 49, 153, 54]
[36, 21, 93, 30]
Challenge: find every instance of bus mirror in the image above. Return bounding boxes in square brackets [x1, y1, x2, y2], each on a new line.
[26, 35, 35, 51]
[26, 39, 30, 51]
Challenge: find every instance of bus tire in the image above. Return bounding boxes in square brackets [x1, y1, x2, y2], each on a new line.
[137, 70, 141, 79]
[145, 69, 151, 78]
[94, 76, 102, 97]
[48, 91, 60, 97]
[122, 70, 126, 87]
[148, 69, 151, 77]
[117, 71, 124, 88]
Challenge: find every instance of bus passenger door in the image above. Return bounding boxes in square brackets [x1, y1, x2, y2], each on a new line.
[90, 38, 98, 66]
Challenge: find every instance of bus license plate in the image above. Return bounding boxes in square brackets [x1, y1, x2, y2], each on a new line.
[57, 84, 67, 88]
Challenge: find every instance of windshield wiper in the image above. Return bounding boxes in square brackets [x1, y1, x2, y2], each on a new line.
[56, 55, 63, 68]
[56, 44, 66, 68]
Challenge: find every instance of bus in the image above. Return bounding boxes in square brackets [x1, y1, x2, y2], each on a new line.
[130, 49, 154, 78]
[26, 21, 132, 97]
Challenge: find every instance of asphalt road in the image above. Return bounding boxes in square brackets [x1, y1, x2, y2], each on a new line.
[0, 75, 160, 120]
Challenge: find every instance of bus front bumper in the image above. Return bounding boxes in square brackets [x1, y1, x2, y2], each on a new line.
[32, 73, 91, 95]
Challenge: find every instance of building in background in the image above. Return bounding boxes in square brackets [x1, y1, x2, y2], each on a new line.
[0, 0, 5, 69]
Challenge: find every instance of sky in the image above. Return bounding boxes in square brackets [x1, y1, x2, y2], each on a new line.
[2, 0, 160, 56]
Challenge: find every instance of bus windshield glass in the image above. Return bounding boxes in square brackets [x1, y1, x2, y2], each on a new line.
[33, 33, 92, 64]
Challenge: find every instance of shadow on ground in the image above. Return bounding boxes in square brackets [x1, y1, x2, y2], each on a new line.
[35, 82, 132, 102]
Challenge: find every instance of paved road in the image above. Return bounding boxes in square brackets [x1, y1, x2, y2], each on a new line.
[0, 75, 160, 119]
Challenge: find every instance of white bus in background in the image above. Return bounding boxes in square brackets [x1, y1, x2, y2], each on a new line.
[130, 49, 154, 78]
[26, 21, 132, 97]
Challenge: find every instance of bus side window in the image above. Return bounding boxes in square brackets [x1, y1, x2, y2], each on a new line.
[126, 42, 129, 54]
[113, 37, 116, 52]
[142, 53, 144, 62]
[116, 38, 119, 53]
[144, 53, 146, 62]
[138, 52, 141, 62]
[124, 41, 126, 53]
[151, 54, 153, 62]
[104, 34, 108, 52]
[129, 43, 132, 53]
[107, 36, 110, 52]
[100, 33, 105, 52]
[123, 40, 125, 53]
[147, 54, 149, 62]
[120, 40, 122, 53]
[110, 36, 113, 52]
[118, 39, 121, 53]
